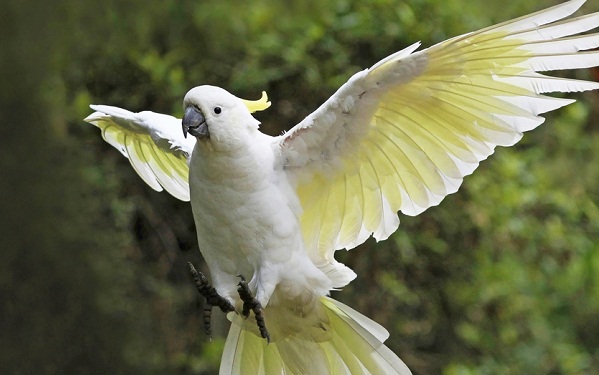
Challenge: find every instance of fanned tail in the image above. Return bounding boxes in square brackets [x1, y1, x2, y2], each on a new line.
[220, 297, 411, 375]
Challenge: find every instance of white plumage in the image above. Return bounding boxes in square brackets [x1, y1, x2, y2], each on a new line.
[84, 1, 599, 374]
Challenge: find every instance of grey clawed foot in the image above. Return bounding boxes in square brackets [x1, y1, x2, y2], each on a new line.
[237, 275, 271, 343]
[188, 262, 235, 339]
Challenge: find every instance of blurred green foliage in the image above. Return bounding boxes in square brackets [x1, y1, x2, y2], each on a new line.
[2, 0, 599, 374]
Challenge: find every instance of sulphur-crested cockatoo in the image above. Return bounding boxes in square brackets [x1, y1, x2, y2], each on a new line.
[85, 1, 599, 373]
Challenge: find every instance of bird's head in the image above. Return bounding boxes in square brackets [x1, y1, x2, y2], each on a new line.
[182, 85, 270, 148]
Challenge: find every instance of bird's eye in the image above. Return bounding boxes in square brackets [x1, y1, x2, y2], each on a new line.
[214, 107, 222, 115]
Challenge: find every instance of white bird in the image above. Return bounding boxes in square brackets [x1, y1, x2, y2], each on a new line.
[84, 1, 599, 373]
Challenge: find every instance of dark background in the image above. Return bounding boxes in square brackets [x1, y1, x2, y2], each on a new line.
[2, 0, 599, 373]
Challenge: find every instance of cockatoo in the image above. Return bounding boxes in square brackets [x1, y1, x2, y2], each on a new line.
[84, 1, 599, 373]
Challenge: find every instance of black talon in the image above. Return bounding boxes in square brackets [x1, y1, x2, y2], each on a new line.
[237, 275, 271, 343]
[188, 262, 235, 339]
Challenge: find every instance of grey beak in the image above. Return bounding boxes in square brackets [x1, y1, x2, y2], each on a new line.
[182, 106, 209, 139]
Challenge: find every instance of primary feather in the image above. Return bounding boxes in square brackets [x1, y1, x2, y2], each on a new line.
[84, 1, 599, 374]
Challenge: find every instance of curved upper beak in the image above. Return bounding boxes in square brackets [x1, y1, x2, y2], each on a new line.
[182, 106, 209, 139]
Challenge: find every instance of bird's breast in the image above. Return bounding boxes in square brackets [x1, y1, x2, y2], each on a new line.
[188, 140, 302, 279]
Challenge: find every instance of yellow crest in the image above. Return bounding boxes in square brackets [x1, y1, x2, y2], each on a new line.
[242, 91, 271, 113]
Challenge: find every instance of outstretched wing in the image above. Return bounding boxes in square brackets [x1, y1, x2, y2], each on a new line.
[84, 93, 271, 201]
[84, 105, 195, 201]
[277, 0, 599, 284]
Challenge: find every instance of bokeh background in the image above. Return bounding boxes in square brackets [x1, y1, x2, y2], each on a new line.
[2, 0, 599, 374]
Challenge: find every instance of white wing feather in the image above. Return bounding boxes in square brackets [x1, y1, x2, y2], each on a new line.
[277, 0, 599, 286]
[84, 105, 195, 201]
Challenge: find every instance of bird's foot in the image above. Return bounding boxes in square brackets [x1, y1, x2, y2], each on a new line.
[237, 275, 270, 343]
[188, 262, 235, 339]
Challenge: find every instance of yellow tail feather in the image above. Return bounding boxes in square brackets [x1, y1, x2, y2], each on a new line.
[219, 297, 411, 375]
